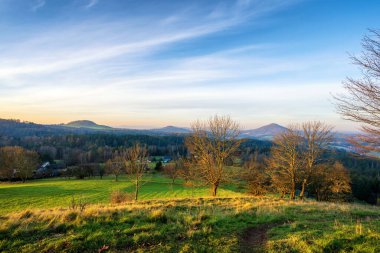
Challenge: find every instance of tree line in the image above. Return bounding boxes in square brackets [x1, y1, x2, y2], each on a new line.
[184, 116, 352, 201]
[0, 146, 39, 182]
[0, 116, 377, 203]
[244, 122, 351, 201]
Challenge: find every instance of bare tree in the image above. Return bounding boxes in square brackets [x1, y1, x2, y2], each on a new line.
[163, 161, 180, 185]
[186, 115, 241, 196]
[0, 146, 39, 182]
[176, 157, 200, 196]
[177, 157, 194, 183]
[268, 122, 348, 201]
[268, 126, 303, 200]
[105, 151, 125, 181]
[17, 149, 39, 183]
[243, 151, 270, 196]
[299, 121, 333, 200]
[0, 147, 16, 180]
[124, 143, 148, 201]
[335, 29, 380, 152]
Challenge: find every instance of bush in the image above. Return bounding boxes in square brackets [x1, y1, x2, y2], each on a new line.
[69, 195, 87, 212]
[183, 181, 194, 187]
[110, 190, 134, 204]
[247, 180, 268, 196]
[154, 161, 163, 171]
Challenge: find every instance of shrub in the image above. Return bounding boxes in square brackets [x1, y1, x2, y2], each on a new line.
[247, 180, 268, 196]
[69, 195, 87, 212]
[64, 211, 78, 222]
[183, 181, 194, 187]
[110, 190, 134, 204]
[154, 161, 163, 171]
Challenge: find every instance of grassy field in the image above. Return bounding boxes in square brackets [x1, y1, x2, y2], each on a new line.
[1, 175, 380, 252]
[0, 174, 243, 215]
[1, 197, 380, 252]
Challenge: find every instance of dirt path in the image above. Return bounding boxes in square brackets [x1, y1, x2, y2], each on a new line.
[239, 223, 278, 253]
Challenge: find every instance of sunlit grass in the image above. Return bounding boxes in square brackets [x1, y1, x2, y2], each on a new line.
[0, 197, 379, 252]
[0, 174, 244, 215]
[1, 175, 380, 252]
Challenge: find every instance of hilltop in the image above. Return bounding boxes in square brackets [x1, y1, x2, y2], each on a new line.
[65, 120, 113, 130]
[242, 123, 288, 140]
[151, 125, 191, 134]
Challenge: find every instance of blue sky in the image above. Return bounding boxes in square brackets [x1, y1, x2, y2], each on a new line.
[0, 0, 379, 130]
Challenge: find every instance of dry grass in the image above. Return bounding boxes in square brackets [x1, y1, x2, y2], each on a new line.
[1, 197, 380, 252]
[110, 190, 135, 204]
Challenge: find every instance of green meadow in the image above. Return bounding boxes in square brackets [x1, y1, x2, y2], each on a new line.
[1, 175, 380, 252]
[0, 174, 243, 215]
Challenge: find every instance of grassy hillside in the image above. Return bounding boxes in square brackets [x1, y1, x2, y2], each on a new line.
[1, 176, 380, 252]
[0, 175, 243, 215]
[0, 197, 379, 252]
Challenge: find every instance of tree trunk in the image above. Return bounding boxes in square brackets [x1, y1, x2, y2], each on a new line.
[115, 174, 118, 182]
[299, 179, 307, 200]
[290, 179, 296, 200]
[316, 189, 320, 201]
[211, 182, 219, 197]
[135, 179, 139, 201]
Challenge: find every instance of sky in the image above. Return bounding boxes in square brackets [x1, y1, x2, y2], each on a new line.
[0, 0, 379, 130]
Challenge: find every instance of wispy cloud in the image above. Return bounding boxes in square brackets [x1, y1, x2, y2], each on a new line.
[0, 1, 291, 79]
[0, 0, 356, 129]
[31, 0, 45, 11]
[84, 0, 98, 9]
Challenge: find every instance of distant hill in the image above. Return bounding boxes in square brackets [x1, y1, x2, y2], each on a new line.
[0, 119, 190, 138]
[0, 118, 131, 137]
[65, 120, 113, 130]
[0, 119, 62, 137]
[0, 118, 356, 152]
[242, 123, 288, 140]
[150, 126, 190, 134]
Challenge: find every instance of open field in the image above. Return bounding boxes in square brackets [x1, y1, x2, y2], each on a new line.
[1, 197, 380, 252]
[0, 175, 244, 215]
[1, 176, 380, 252]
